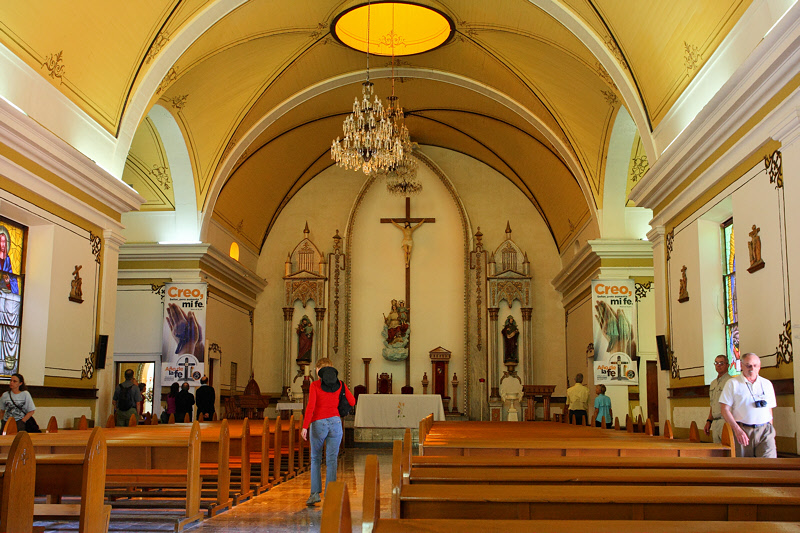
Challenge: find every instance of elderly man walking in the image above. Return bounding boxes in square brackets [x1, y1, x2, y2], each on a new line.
[719, 353, 777, 457]
[704, 354, 731, 443]
[566, 373, 590, 425]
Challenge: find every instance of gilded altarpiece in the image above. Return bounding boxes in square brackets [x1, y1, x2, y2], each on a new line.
[282, 224, 327, 399]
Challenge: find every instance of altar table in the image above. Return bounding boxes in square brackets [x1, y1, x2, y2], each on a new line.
[355, 394, 446, 429]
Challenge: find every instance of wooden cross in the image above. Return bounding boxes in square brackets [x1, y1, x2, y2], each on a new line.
[380, 197, 435, 387]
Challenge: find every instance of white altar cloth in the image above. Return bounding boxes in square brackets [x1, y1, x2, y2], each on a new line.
[354, 394, 446, 428]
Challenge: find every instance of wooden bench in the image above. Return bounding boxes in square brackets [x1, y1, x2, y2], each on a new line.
[0, 431, 36, 533]
[419, 420, 730, 457]
[320, 456, 800, 533]
[6, 422, 204, 532]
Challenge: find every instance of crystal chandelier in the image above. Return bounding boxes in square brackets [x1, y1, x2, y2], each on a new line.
[331, 1, 403, 174]
[382, 3, 421, 195]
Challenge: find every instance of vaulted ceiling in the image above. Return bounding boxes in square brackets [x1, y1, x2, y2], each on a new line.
[0, 0, 753, 252]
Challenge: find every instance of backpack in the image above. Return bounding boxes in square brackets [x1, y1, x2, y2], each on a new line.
[338, 381, 352, 417]
[117, 384, 135, 411]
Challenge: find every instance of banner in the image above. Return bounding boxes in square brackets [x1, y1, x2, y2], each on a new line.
[162, 282, 206, 386]
[592, 279, 638, 386]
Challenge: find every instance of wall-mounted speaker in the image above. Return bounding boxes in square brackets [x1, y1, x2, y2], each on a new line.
[656, 335, 669, 371]
[96, 334, 109, 369]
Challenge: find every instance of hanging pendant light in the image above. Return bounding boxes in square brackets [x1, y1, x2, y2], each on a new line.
[331, 0, 403, 175]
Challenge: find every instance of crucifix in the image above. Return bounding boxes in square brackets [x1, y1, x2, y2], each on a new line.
[179, 356, 196, 383]
[380, 197, 435, 387]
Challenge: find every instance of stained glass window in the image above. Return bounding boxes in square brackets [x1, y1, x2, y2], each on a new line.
[721, 218, 739, 375]
[0, 217, 25, 379]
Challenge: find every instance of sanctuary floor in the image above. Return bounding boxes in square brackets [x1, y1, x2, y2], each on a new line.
[38, 447, 392, 533]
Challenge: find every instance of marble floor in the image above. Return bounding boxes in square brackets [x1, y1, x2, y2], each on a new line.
[37, 447, 393, 533]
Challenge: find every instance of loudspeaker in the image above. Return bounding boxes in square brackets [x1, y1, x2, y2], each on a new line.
[96, 334, 108, 369]
[656, 335, 669, 370]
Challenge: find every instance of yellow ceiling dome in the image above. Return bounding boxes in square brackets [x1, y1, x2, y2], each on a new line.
[333, 2, 453, 56]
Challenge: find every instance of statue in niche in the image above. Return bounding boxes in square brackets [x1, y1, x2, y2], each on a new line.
[69, 265, 83, 303]
[747, 224, 765, 273]
[678, 265, 689, 302]
[296, 315, 313, 362]
[502, 315, 520, 364]
[382, 299, 409, 361]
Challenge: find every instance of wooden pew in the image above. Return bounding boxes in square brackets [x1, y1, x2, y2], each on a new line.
[0, 431, 36, 533]
[398, 483, 800, 520]
[321, 458, 800, 533]
[46, 416, 58, 433]
[2, 427, 111, 533]
[10, 422, 205, 531]
[109, 420, 234, 517]
[420, 421, 730, 457]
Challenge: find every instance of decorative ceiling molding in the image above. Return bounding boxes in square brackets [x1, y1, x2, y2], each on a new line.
[631, 4, 800, 225]
[0, 99, 143, 224]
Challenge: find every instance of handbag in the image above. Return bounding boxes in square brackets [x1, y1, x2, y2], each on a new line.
[337, 380, 352, 417]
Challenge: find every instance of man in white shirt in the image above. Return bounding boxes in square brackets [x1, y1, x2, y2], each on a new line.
[704, 354, 731, 443]
[565, 373, 590, 425]
[719, 353, 777, 457]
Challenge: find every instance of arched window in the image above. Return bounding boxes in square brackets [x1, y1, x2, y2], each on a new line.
[229, 242, 240, 262]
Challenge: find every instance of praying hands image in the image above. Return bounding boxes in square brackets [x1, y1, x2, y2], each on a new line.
[166, 303, 205, 358]
[594, 300, 635, 356]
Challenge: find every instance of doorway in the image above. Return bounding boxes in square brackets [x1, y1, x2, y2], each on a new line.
[113, 353, 162, 418]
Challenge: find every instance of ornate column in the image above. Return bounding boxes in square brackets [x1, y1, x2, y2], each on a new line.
[314, 307, 326, 366]
[282, 307, 294, 400]
[488, 308, 500, 400]
[521, 307, 533, 382]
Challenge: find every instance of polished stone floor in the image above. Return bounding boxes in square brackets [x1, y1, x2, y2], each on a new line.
[37, 447, 392, 533]
[190, 448, 393, 533]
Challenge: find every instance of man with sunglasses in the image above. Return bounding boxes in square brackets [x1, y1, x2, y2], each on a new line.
[719, 353, 777, 457]
[704, 354, 731, 443]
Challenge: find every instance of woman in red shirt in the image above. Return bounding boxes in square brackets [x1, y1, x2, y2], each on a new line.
[301, 358, 355, 506]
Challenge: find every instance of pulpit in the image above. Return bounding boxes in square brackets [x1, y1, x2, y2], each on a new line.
[523, 384, 556, 421]
[224, 374, 269, 419]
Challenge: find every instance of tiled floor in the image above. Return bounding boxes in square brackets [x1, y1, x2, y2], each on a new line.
[37, 447, 393, 533]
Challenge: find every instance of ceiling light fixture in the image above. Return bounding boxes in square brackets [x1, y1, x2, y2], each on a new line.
[382, 2, 420, 195]
[331, 1, 403, 175]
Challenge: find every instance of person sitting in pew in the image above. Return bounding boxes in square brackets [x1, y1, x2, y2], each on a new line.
[593, 384, 612, 427]
[301, 357, 355, 507]
[0, 373, 38, 433]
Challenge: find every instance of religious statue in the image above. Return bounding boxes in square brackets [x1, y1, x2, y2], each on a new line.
[390, 220, 425, 268]
[296, 315, 313, 362]
[382, 299, 410, 361]
[747, 224, 765, 272]
[678, 265, 689, 302]
[502, 315, 519, 364]
[69, 264, 83, 303]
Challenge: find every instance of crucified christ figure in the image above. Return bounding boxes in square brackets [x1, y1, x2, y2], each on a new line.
[391, 220, 425, 268]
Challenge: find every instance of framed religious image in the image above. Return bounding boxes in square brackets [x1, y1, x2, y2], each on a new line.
[0, 216, 26, 379]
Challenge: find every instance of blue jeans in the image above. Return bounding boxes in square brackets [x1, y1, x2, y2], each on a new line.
[309, 416, 343, 495]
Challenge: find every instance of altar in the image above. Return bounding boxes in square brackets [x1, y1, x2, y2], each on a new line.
[354, 394, 446, 429]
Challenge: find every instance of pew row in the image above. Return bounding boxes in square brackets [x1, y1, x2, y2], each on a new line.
[319, 456, 800, 533]
[3, 423, 204, 532]
[0, 431, 36, 533]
